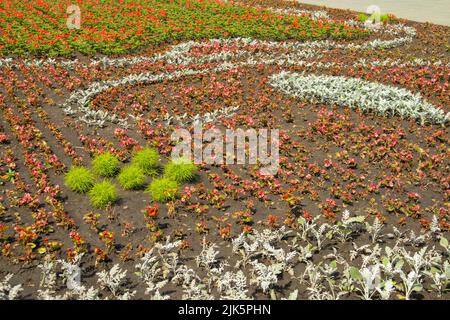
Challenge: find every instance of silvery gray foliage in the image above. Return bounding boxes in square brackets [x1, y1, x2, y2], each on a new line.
[193, 239, 228, 294]
[361, 244, 382, 268]
[302, 262, 325, 299]
[292, 242, 315, 263]
[406, 230, 428, 247]
[59, 253, 83, 290]
[196, 240, 220, 270]
[36, 255, 101, 300]
[354, 57, 450, 69]
[38, 256, 58, 291]
[430, 215, 441, 237]
[0, 274, 23, 300]
[0, 4, 418, 73]
[355, 264, 381, 300]
[397, 270, 422, 300]
[310, 223, 329, 251]
[5, 224, 450, 300]
[66, 284, 101, 300]
[295, 215, 332, 251]
[400, 246, 437, 275]
[144, 280, 170, 300]
[268, 7, 330, 20]
[135, 251, 162, 286]
[297, 214, 321, 240]
[333, 210, 365, 243]
[269, 71, 449, 125]
[262, 242, 297, 268]
[366, 217, 384, 243]
[172, 265, 201, 286]
[97, 264, 136, 299]
[0, 57, 78, 69]
[379, 246, 404, 277]
[250, 260, 284, 293]
[376, 279, 395, 300]
[135, 238, 181, 298]
[232, 226, 291, 267]
[217, 270, 251, 300]
[424, 261, 449, 297]
[182, 279, 214, 300]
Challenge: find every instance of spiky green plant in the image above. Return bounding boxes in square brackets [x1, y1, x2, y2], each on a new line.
[163, 157, 197, 183]
[64, 167, 95, 193]
[117, 165, 146, 190]
[358, 13, 369, 22]
[146, 178, 178, 203]
[89, 181, 118, 208]
[358, 12, 390, 23]
[131, 147, 160, 176]
[92, 152, 120, 177]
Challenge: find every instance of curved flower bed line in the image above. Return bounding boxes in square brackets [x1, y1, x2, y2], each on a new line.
[84, 21, 417, 69]
[0, 17, 416, 71]
[61, 25, 438, 129]
[354, 57, 450, 69]
[61, 48, 342, 127]
[0, 57, 79, 69]
[269, 71, 449, 125]
[62, 60, 260, 127]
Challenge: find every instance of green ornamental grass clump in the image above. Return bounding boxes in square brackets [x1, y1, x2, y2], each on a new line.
[64, 167, 95, 193]
[358, 12, 390, 23]
[147, 178, 179, 203]
[131, 148, 159, 176]
[117, 165, 146, 190]
[92, 152, 120, 177]
[164, 157, 197, 183]
[89, 181, 118, 208]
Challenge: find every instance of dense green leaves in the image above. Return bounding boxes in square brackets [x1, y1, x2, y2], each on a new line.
[64, 167, 95, 193]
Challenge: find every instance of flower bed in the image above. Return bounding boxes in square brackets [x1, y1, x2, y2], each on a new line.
[0, 0, 366, 56]
[0, 0, 448, 301]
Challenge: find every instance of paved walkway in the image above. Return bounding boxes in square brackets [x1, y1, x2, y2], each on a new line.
[298, 0, 450, 26]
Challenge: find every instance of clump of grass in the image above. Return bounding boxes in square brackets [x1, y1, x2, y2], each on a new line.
[380, 13, 391, 23]
[117, 165, 146, 190]
[92, 152, 120, 177]
[358, 13, 369, 22]
[64, 167, 95, 193]
[89, 181, 118, 208]
[131, 147, 160, 176]
[358, 13, 391, 23]
[147, 178, 179, 203]
[163, 157, 197, 183]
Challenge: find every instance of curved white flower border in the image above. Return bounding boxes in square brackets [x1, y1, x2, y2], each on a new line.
[61, 35, 449, 127]
[269, 71, 449, 125]
[0, 5, 448, 127]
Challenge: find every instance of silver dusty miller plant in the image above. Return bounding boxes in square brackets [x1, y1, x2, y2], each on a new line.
[4, 220, 449, 300]
[0, 274, 23, 300]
